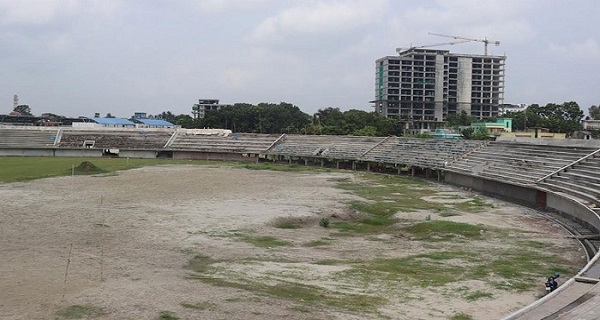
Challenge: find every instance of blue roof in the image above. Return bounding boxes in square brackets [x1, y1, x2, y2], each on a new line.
[136, 118, 174, 127]
[92, 117, 136, 126]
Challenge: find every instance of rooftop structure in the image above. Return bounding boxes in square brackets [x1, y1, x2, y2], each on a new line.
[192, 99, 230, 119]
[91, 117, 136, 127]
[374, 48, 506, 131]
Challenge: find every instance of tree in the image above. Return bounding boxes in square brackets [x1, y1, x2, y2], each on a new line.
[460, 127, 475, 139]
[446, 110, 474, 127]
[200, 102, 310, 134]
[158, 111, 176, 123]
[589, 105, 600, 120]
[507, 102, 583, 136]
[353, 126, 378, 136]
[12, 104, 32, 116]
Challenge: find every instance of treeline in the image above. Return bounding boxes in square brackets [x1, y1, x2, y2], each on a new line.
[160, 100, 594, 137]
[446, 101, 586, 137]
[159, 103, 402, 136]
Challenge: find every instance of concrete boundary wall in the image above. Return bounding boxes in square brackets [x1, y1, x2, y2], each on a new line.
[0, 148, 55, 157]
[445, 171, 539, 207]
[119, 150, 158, 159]
[546, 191, 600, 233]
[54, 149, 103, 157]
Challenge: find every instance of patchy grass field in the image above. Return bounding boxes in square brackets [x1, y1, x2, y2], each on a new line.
[0, 161, 585, 320]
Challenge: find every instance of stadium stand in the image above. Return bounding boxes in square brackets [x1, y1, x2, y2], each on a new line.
[537, 152, 600, 208]
[446, 142, 596, 185]
[58, 129, 174, 149]
[169, 132, 279, 154]
[265, 135, 384, 159]
[0, 127, 59, 148]
[361, 137, 486, 169]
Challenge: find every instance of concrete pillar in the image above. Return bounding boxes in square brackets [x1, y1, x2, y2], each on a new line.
[352, 161, 356, 170]
[367, 163, 370, 172]
[336, 161, 339, 169]
[289, 158, 292, 165]
[321, 159, 324, 168]
[411, 167, 415, 177]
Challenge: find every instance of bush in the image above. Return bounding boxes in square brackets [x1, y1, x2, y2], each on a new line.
[319, 217, 330, 228]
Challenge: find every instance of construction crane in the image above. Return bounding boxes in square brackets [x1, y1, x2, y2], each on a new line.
[396, 39, 473, 54]
[428, 32, 500, 55]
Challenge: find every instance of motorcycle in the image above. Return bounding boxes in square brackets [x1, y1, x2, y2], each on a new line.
[545, 273, 560, 294]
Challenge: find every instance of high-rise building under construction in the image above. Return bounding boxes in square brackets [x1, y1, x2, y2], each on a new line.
[373, 48, 506, 131]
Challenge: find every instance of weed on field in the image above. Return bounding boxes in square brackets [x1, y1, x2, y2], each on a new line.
[55, 305, 106, 319]
[241, 235, 292, 248]
[329, 173, 492, 235]
[180, 301, 216, 310]
[158, 311, 179, 320]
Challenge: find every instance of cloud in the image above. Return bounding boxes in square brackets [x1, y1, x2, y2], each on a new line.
[187, 0, 273, 13]
[0, 0, 121, 27]
[548, 39, 600, 62]
[393, 0, 541, 50]
[0, 0, 79, 25]
[249, 1, 387, 44]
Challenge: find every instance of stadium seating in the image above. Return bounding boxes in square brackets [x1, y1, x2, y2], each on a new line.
[59, 129, 173, 149]
[538, 155, 600, 207]
[266, 135, 383, 160]
[446, 142, 596, 185]
[169, 132, 279, 154]
[361, 137, 486, 169]
[0, 127, 59, 148]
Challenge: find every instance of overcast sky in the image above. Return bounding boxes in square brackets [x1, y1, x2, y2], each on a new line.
[1, 0, 598, 118]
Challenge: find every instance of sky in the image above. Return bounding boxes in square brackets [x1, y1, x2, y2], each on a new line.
[1, 0, 599, 118]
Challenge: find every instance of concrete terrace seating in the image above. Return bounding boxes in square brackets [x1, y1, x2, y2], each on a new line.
[170, 133, 279, 154]
[59, 129, 174, 149]
[0, 127, 59, 148]
[538, 155, 600, 207]
[266, 135, 383, 160]
[446, 142, 596, 185]
[361, 138, 485, 169]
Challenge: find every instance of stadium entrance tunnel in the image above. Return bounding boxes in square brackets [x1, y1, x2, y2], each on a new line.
[156, 151, 174, 158]
[102, 148, 119, 157]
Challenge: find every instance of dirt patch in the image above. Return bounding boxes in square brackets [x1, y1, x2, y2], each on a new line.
[0, 166, 585, 320]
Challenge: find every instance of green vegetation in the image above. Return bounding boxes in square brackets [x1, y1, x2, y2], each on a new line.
[240, 162, 325, 172]
[330, 173, 491, 235]
[465, 290, 493, 301]
[55, 305, 106, 319]
[402, 221, 485, 241]
[450, 312, 473, 320]
[272, 216, 304, 229]
[330, 248, 574, 291]
[319, 217, 330, 228]
[195, 277, 383, 312]
[0, 157, 328, 183]
[0, 157, 206, 183]
[180, 301, 216, 310]
[185, 254, 219, 273]
[241, 235, 292, 248]
[158, 311, 179, 320]
[303, 239, 331, 247]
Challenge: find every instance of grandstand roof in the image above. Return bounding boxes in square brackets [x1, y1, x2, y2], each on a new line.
[136, 118, 174, 127]
[91, 117, 135, 126]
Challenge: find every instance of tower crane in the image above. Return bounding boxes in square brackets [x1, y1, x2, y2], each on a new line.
[428, 32, 500, 55]
[396, 39, 473, 54]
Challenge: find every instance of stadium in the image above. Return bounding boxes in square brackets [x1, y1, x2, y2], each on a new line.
[1, 125, 600, 320]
